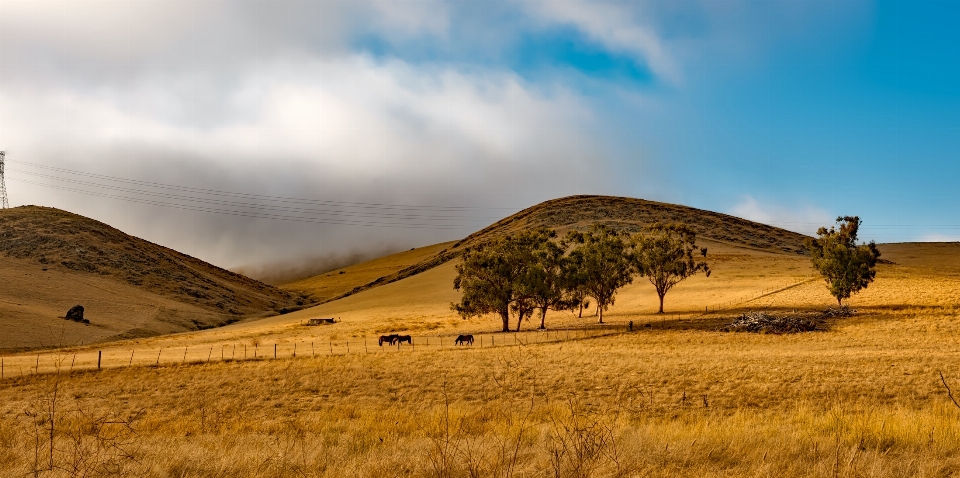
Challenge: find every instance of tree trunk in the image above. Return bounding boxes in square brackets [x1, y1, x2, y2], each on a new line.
[598, 303, 604, 324]
[578, 302, 583, 318]
[539, 308, 547, 329]
[837, 297, 842, 307]
[500, 309, 510, 332]
[658, 293, 665, 314]
[516, 310, 524, 332]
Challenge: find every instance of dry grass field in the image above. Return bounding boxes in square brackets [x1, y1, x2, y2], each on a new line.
[0, 207, 302, 351]
[3, 241, 960, 476]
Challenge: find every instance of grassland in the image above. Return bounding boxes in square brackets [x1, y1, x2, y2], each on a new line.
[2, 242, 960, 476]
[0, 206, 302, 351]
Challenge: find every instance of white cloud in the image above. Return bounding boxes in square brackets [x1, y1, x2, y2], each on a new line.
[520, 0, 679, 82]
[0, 53, 606, 267]
[918, 234, 960, 243]
[729, 196, 833, 236]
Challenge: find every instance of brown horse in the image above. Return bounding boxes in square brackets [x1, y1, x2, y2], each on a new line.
[395, 335, 412, 345]
[379, 334, 399, 346]
[454, 334, 474, 346]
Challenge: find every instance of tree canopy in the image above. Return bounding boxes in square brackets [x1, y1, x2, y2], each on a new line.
[805, 216, 881, 306]
[565, 224, 633, 323]
[452, 228, 553, 332]
[631, 223, 710, 313]
[516, 231, 575, 329]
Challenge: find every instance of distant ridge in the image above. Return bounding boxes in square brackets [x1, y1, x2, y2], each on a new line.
[0, 206, 301, 320]
[289, 195, 811, 303]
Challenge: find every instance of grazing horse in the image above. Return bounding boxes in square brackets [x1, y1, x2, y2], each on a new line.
[379, 334, 399, 346]
[454, 334, 474, 346]
[395, 335, 413, 345]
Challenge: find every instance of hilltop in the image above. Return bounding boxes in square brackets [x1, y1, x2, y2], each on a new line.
[284, 195, 811, 301]
[0, 206, 302, 350]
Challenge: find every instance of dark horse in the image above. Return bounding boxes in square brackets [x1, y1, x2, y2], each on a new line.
[454, 334, 474, 346]
[395, 335, 413, 345]
[379, 334, 399, 346]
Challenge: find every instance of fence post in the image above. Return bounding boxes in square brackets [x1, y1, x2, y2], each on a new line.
[157, 349, 162, 365]
[312, 342, 315, 357]
[183, 347, 188, 364]
[207, 347, 213, 363]
[365, 340, 368, 354]
[35, 355, 39, 374]
[254, 344, 258, 358]
[274, 344, 277, 359]
[330, 341, 333, 354]
[98, 351, 102, 370]
[347, 341, 350, 354]
[129, 350, 134, 367]
[232, 344, 236, 360]
[294, 343, 297, 358]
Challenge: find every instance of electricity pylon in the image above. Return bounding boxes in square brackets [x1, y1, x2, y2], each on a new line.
[0, 151, 7, 209]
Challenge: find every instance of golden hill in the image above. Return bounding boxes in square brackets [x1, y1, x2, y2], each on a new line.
[0, 206, 302, 350]
[285, 195, 811, 301]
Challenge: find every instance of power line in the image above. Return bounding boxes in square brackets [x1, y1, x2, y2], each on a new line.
[7, 177, 470, 230]
[3, 158, 523, 230]
[5, 158, 516, 212]
[6, 168, 501, 222]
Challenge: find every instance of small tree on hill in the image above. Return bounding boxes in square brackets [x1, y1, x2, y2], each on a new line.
[632, 223, 710, 314]
[565, 224, 633, 324]
[805, 216, 881, 306]
[452, 228, 549, 332]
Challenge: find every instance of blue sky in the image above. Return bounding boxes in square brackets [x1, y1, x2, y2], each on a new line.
[1, 1, 958, 269]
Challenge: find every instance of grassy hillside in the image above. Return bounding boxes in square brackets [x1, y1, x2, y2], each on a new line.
[280, 241, 456, 302]
[0, 206, 302, 350]
[2, 242, 960, 476]
[291, 195, 813, 304]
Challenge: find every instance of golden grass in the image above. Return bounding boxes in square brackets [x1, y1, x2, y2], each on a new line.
[281, 241, 457, 303]
[3, 242, 960, 476]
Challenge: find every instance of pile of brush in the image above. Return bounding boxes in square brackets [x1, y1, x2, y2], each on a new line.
[722, 311, 822, 334]
[722, 306, 857, 334]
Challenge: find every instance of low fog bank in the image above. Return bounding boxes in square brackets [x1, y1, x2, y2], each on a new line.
[233, 246, 408, 286]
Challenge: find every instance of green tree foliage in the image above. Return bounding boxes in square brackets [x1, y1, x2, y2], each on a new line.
[517, 231, 576, 329]
[805, 216, 881, 306]
[565, 224, 633, 323]
[631, 223, 710, 314]
[452, 228, 552, 332]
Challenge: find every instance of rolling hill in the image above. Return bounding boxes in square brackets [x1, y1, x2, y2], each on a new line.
[0, 206, 303, 350]
[283, 195, 812, 301]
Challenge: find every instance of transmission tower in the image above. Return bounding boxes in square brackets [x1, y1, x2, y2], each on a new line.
[0, 151, 7, 209]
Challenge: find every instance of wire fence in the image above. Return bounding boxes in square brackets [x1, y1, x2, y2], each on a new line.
[700, 276, 817, 315]
[0, 325, 629, 379]
[0, 276, 821, 379]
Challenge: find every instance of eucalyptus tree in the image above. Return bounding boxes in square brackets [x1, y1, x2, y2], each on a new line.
[565, 224, 633, 324]
[632, 223, 710, 314]
[452, 228, 552, 332]
[805, 216, 881, 306]
[517, 230, 576, 329]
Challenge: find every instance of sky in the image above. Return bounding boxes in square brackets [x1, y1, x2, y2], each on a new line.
[1, 0, 959, 277]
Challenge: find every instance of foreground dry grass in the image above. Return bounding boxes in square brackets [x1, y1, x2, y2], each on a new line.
[3, 308, 960, 477]
[3, 242, 960, 476]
